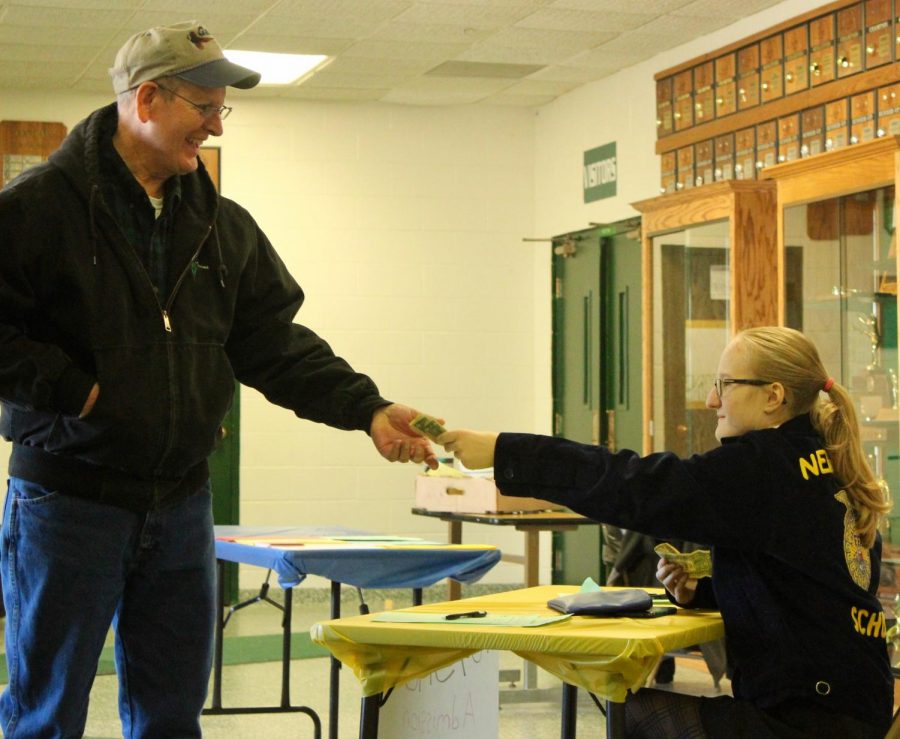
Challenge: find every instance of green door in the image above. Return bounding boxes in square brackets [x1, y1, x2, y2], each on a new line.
[551, 219, 642, 584]
[208, 383, 240, 603]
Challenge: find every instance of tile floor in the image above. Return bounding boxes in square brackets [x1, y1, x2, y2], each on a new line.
[3, 585, 731, 739]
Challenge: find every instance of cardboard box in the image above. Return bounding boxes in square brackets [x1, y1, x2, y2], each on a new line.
[415, 475, 562, 514]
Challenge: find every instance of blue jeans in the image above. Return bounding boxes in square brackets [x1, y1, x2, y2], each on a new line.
[0, 477, 216, 738]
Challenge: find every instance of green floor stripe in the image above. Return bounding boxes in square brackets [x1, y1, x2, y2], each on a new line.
[0, 632, 328, 684]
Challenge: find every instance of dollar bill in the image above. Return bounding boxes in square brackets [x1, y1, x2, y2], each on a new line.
[410, 413, 447, 442]
[654, 543, 713, 579]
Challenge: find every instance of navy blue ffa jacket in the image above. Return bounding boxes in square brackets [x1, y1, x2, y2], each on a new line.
[494, 414, 893, 729]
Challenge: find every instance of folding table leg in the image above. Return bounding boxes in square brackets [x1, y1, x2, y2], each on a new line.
[606, 699, 626, 738]
[329, 581, 342, 739]
[561, 683, 577, 738]
[359, 694, 381, 739]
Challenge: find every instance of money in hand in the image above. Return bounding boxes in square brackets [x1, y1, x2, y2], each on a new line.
[654, 543, 713, 579]
[410, 413, 447, 442]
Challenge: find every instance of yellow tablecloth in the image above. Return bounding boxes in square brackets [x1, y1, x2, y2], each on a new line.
[311, 585, 724, 702]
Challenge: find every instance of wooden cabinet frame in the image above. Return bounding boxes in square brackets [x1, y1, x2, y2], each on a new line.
[761, 135, 900, 324]
[632, 181, 777, 451]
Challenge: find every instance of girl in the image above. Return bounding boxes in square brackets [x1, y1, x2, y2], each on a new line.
[439, 327, 893, 738]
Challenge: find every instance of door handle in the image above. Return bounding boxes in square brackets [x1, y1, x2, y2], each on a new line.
[606, 410, 617, 452]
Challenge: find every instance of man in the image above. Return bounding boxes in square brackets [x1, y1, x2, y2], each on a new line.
[0, 21, 437, 738]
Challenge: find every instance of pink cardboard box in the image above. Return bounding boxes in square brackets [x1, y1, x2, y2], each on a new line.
[415, 474, 563, 514]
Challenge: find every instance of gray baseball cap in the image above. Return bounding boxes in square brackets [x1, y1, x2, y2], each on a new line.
[110, 21, 260, 94]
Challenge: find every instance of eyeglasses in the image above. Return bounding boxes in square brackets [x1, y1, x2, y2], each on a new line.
[712, 378, 772, 399]
[156, 84, 232, 120]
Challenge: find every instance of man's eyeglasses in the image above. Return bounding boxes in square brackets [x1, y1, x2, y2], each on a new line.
[156, 84, 232, 120]
[712, 378, 771, 399]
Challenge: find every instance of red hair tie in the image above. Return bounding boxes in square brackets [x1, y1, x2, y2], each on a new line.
[823, 378, 834, 392]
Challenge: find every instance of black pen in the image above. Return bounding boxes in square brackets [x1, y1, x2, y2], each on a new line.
[445, 610, 487, 620]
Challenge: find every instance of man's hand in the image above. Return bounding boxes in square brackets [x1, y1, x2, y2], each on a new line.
[656, 557, 698, 606]
[370, 404, 440, 470]
[438, 429, 499, 470]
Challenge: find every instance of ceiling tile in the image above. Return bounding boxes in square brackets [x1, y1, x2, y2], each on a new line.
[515, 8, 655, 33]
[0, 0, 827, 107]
[672, 0, 784, 19]
[340, 38, 470, 61]
[637, 13, 732, 36]
[367, 21, 494, 44]
[278, 85, 389, 102]
[1, 4, 132, 28]
[549, 0, 693, 11]
[393, 2, 534, 26]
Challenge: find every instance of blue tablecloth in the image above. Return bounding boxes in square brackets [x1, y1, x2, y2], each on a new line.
[214, 525, 501, 589]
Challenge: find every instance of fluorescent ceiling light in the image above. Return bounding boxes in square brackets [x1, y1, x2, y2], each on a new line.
[223, 50, 329, 85]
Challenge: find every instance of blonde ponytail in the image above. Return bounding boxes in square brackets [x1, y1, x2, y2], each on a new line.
[739, 327, 891, 548]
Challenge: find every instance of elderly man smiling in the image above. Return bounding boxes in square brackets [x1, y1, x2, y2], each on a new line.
[0, 21, 438, 738]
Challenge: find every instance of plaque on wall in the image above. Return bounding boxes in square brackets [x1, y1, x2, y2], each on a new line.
[694, 61, 715, 124]
[865, 0, 893, 69]
[738, 44, 761, 111]
[760, 34, 784, 103]
[674, 69, 694, 131]
[657, 77, 674, 137]
[825, 98, 850, 149]
[677, 145, 695, 189]
[784, 24, 810, 94]
[695, 139, 714, 185]
[660, 150, 677, 193]
[836, 3, 863, 78]
[714, 133, 735, 180]
[809, 14, 836, 86]
[800, 105, 825, 156]
[777, 113, 800, 162]
[850, 90, 876, 142]
[1, 120, 67, 187]
[715, 53, 737, 117]
[877, 83, 900, 136]
[756, 119, 777, 170]
[735, 126, 756, 179]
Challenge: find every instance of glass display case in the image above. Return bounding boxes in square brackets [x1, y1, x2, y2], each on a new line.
[763, 137, 900, 640]
[763, 137, 900, 534]
[632, 181, 777, 455]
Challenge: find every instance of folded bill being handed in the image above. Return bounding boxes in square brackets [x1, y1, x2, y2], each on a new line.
[410, 413, 448, 442]
[654, 542, 713, 579]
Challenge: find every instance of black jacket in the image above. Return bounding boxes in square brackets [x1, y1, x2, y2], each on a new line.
[0, 103, 388, 510]
[494, 415, 893, 729]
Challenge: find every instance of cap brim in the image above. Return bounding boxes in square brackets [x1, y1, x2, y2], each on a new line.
[175, 58, 260, 89]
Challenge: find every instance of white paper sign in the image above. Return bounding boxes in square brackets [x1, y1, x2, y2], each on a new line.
[378, 651, 499, 738]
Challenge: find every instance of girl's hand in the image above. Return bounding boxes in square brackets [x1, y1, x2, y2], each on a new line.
[656, 557, 698, 606]
[438, 429, 499, 470]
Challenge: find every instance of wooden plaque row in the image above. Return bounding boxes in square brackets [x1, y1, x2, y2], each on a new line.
[657, 0, 895, 138]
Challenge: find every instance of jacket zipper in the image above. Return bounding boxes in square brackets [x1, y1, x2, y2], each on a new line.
[160, 224, 213, 333]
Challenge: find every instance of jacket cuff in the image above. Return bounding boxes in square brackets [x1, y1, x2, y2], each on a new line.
[357, 396, 392, 434]
[51, 365, 97, 417]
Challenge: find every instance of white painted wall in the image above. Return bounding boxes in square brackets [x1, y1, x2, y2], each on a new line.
[0, 0, 836, 589]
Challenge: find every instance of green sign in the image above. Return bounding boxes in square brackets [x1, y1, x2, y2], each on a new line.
[583, 142, 617, 203]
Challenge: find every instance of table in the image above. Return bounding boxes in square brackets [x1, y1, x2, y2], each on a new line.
[412, 508, 602, 694]
[206, 525, 501, 739]
[411, 509, 601, 598]
[311, 585, 724, 739]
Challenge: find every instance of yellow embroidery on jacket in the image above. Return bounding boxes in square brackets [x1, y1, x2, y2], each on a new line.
[799, 448, 834, 480]
[835, 490, 870, 589]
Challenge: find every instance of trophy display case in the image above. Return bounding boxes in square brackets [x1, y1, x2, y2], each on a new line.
[632, 181, 777, 456]
[763, 138, 900, 607]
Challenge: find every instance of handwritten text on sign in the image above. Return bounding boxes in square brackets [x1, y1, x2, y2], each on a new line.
[379, 651, 499, 738]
